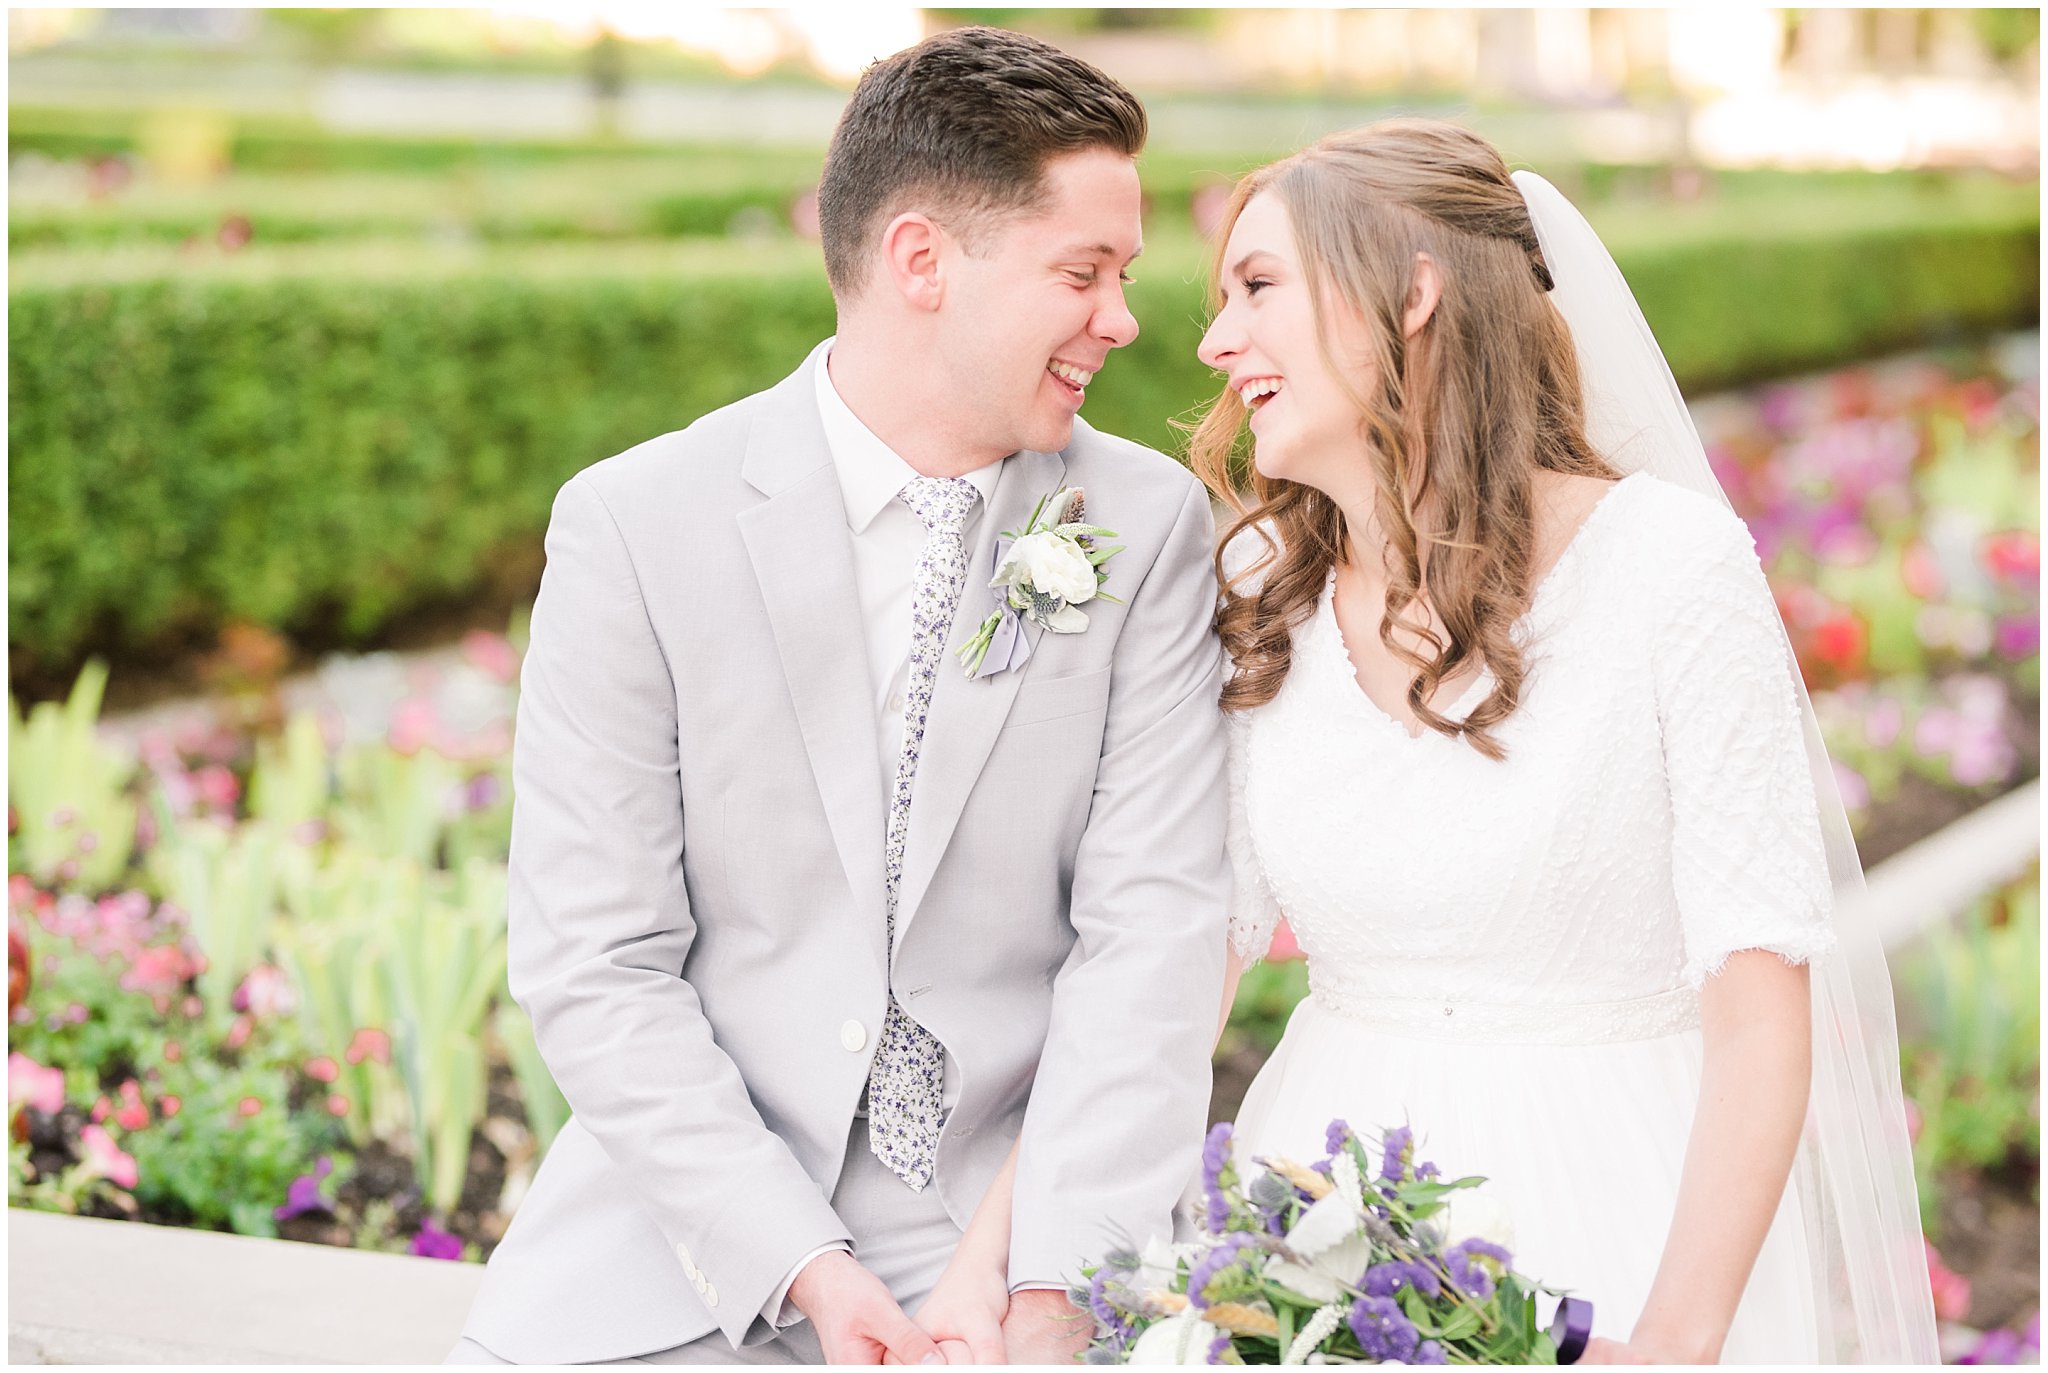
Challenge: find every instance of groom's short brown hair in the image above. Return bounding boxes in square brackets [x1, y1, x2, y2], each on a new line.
[817, 26, 1147, 299]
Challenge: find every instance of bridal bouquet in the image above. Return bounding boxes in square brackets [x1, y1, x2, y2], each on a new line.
[1073, 1120, 1591, 1365]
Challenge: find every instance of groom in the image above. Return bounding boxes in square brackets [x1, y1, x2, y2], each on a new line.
[451, 26, 1229, 1367]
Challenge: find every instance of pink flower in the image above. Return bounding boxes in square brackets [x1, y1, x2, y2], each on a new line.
[237, 1095, 263, 1118]
[462, 629, 522, 683]
[305, 1056, 340, 1084]
[345, 1027, 392, 1066]
[389, 699, 439, 756]
[1903, 1098, 1922, 1145]
[224, 1015, 254, 1051]
[120, 944, 198, 997]
[159, 1095, 181, 1119]
[325, 1093, 350, 1117]
[1266, 922, 1303, 963]
[8, 1053, 64, 1115]
[192, 764, 241, 813]
[232, 964, 297, 1019]
[78, 1124, 139, 1190]
[1926, 1240, 1972, 1322]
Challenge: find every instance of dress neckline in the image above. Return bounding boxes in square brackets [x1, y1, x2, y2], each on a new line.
[1316, 472, 1646, 741]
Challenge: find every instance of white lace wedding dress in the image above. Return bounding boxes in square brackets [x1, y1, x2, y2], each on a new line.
[1226, 472, 1838, 1360]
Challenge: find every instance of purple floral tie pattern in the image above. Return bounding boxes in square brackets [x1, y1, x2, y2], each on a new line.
[867, 475, 980, 1191]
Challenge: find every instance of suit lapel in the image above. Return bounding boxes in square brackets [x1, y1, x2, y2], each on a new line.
[893, 445, 1066, 947]
[736, 351, 888, 955]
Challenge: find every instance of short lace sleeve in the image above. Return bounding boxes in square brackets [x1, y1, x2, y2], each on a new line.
[1219, 522, 1284, 962]
[1646, 491, 1837, 986]
[1224, 707, 1283, 962]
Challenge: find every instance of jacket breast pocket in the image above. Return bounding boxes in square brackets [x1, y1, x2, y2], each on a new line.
[1003, 664, 1112, 728]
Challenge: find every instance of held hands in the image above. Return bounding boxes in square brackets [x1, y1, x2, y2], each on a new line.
[788, 1250, 944, 1366]
[1000, 1290, 1093, 1365]
[903, 1253, 1011, 1364]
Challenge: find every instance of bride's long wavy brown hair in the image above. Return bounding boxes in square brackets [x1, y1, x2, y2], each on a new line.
[1190, 118, 1619, 760]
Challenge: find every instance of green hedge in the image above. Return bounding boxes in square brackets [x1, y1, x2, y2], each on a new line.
[10, 206, 2038, 684]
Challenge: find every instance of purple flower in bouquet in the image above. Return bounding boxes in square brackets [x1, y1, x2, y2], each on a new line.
[1325, 1119, 1354, 1156]
[1188, 1232, 1262, 1310]
[411, 1219, 465, 1261]
[1200, 1122, 1234, 1233]
[1362, 1259, 1441, 1299]
[274, 1157, 335, 1221]
[1379, 1125, 1413, 1181]
[1446, 1237, 1514, 1301]
[1085, 1268, 1133, 1348]
[1347, 1294, 1420, 1362]
[1413, 1339, 1448, 1364]
[1205, 1334, 1232, 1365]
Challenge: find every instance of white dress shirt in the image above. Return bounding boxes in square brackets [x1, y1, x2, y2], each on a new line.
[763, 342, 1005, 1328]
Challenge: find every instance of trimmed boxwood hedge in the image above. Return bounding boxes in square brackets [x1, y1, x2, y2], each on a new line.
[9, 205, 2038, 685]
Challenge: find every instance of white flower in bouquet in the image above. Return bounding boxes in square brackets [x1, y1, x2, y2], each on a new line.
[1438, 1188, 1517, 1253]
[1127, 1311, 1224, 1365]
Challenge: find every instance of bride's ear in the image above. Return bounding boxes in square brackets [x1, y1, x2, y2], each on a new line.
[1401, 253, 1442, 339]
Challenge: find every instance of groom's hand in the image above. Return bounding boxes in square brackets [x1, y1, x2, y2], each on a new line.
[1001, 1290, 1091, 1365]
[789, 1250, 945, 1365]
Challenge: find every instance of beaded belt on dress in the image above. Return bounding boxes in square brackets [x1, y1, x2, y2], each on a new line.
[1309, 984, 1700, 1045]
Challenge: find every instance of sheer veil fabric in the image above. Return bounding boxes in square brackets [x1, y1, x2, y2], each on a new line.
[1512, 169, 1938, 1362]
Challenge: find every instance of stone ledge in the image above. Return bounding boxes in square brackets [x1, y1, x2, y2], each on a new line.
[9, 1206, 484, 1364]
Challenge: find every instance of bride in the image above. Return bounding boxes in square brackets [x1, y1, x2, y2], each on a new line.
[906, 118, 1936, 1365]
[1188, 119, 1936, 1363]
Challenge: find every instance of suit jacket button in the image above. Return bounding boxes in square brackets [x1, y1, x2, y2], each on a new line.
[675, 1242, 693, 1269]
[704, 1284, 719, 1308]
[840, 1020, 866, 1052]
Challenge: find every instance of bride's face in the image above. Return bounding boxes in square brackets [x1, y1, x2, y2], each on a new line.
[1197, 191, 1377, 494]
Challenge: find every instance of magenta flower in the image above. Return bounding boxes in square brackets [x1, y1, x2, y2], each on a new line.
[77, 1124, 139, 1190]
[120, 943, 198, 998]
[411, 1219, 465, 1261]
[8, 1052, 64, 1114]
[274, 1157, 335, 1221]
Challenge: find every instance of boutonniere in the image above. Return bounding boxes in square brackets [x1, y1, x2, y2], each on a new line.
[954, 485, 1124, 679]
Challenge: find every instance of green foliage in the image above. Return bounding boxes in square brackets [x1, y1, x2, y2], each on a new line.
[147, 818, 289, 1028]
[7, 661, 139, 888]
[125, 1048, 338, 1237]
[1897, 875, 2041, 1231]
[1224, 955, 1311, 1054]
[8, 188, 2037, 683]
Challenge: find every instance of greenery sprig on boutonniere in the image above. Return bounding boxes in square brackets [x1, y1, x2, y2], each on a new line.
[955, 485, 1123, 678]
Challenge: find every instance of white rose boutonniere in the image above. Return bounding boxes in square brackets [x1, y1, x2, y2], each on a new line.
[955, 485, 1123, 678]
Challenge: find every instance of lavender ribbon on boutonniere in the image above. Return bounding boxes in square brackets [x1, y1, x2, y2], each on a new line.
[954, 485, 1124, 680]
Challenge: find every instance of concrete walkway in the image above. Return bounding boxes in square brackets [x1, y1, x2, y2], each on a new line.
[8, 1207, 482, 1364]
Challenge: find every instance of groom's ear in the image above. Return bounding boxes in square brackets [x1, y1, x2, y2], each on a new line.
[1402, 252, 1442, 339]
[878, 211, 947, 312]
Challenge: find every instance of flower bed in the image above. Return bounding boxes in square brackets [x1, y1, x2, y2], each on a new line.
[6, 339, 2037, 1359]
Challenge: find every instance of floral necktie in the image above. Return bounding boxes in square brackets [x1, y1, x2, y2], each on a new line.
[867, 475, 980, 1190]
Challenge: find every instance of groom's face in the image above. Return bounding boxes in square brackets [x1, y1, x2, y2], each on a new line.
[935, 148, 1144, 459]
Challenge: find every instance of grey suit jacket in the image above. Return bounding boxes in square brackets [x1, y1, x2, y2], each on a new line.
[460, 343, 1228, 1363]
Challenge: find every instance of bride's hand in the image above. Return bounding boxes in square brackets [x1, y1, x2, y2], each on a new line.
[894, 1256, 1011, 1364]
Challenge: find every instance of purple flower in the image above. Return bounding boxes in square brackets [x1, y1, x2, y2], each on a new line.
[1361, 1260, 1441, 1299]
[1379, 1126, 1412, 1181]
[1445, 1238, 1512, 1301]
[1187, 1233, 1261, 1310]
[1085, 1269, 1133, 1348]
[410, 1218, 465, 1261]
[1200, 1122, 1235, 1234]
[1413, 1340, 1447, 1364]
[1347, 1295, 1420, 1362]
[1324, 1119, 1354, 1157]
[1205, 1334, 1233, 1365]
[273, 1157, 334, 1221]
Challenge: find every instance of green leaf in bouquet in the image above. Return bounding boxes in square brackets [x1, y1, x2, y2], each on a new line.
[1392, 1176, 1485, 1207]
[1398, 1285, 1441, 1336]
[1436, 1300, 1484, 1342]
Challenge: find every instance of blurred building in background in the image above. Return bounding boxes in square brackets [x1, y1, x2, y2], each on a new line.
[9, 6, 2040, 169]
